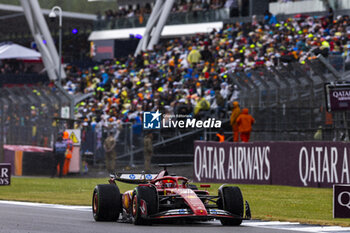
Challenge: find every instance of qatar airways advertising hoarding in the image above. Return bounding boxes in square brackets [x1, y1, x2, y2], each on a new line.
[333, 185, 350, 218]
[325, 83, 350, 112]
[193, 141, 350, 188]
[0, 163, 11, 185]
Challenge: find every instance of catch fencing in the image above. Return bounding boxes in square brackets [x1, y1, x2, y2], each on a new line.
[217, 55, 350, 142]
[0, 84, 70, 161]
[80, 121, 207, 166]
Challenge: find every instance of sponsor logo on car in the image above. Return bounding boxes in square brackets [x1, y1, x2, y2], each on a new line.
[179, 209, 186, 214]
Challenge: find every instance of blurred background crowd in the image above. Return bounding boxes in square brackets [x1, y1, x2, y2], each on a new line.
[103, 0, 228, 20]
[61, 11, 350, 134]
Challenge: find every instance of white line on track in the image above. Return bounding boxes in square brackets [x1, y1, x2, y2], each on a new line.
[0, 200, 91, 211]
[243, 221, 300, 226]
[243, 221, 350, 233]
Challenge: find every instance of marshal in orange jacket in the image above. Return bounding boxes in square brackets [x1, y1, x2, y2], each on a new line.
[236, 108, 255, 133]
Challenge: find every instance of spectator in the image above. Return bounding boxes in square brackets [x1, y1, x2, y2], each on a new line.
[144, 131, 153, 172]
[214, 90, 225, 118]
[236, 108, 255, 142]
[187, 46, 202, 67]
[194, 96, 210, 119]
[230, 101, 241, 142]
[62, 131, 73, 176]
[314, 126, 323, 140]
[200, 45, 214, 62]
[328, 7, 334, 23]
[216, 129, 225, 142]
[103, 132, 117, 173]
[52, 133, 67, 178]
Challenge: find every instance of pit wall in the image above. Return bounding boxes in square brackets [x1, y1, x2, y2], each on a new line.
[193, 141, 350, 188]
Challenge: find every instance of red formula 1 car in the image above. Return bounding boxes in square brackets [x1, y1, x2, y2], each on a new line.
[92, 166, 251, 225]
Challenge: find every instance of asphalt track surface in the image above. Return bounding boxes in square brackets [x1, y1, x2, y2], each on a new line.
[1, 201, 350, 233]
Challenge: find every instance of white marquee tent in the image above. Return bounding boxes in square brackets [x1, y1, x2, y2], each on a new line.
[0, 43, 41, 60]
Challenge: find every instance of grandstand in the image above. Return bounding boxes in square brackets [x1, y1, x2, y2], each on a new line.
[1, 0, 350, 170]
[0, 3, 95, 65]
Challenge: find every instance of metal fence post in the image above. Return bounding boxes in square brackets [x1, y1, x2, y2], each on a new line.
[343, 112, 349, 141]
[0, 99, 3, 162]
[128, 123, 135, 167]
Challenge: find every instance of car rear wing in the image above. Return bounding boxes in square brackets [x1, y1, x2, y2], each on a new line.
[112, 173, 159, 184]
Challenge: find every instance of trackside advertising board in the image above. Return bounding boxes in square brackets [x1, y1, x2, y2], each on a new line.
[333, 184, 350, 218]
[0, 163, 11, 185]
[325, 82, 350, 112]
[193, 141, 350, 188]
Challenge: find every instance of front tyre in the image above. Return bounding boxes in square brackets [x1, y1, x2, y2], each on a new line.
[218, 186, 243, 226]
[132, 185, 158, 225]
[92, 184, 121, 221]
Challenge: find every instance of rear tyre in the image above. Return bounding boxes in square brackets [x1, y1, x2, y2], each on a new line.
[218, 186, 243, 226]
[92, 184, 121, 221]
[132, 185, 158, 225]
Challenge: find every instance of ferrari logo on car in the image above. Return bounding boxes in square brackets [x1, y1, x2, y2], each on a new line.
[140, 200, 147, 216]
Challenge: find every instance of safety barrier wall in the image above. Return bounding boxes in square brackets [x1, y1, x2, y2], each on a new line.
[3, 145, 52, 176]
[193, 141, 350, 188]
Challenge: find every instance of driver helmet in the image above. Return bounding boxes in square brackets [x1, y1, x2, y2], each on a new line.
[163, 179, 175, 188]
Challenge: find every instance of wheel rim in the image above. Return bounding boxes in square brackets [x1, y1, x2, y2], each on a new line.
[132, 195, 137, 216]
[93, 193, 98, 214]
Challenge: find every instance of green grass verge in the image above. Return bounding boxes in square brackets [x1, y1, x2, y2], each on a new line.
[0, 177, 349, 226]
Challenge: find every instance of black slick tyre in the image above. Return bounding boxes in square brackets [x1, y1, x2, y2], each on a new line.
[132, 185, 158, 225]
[218, 186, 243, 226]
[92, 184, 121, 221]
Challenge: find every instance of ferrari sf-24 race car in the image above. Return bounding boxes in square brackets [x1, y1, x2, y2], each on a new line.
[92, 166, 251, 225]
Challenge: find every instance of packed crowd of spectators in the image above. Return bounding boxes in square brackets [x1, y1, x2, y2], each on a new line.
[102, 0, 227, 21]
[269, 0, 306, 2]
[64, 11, 350, 131]
[0, 60, 32, 74]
